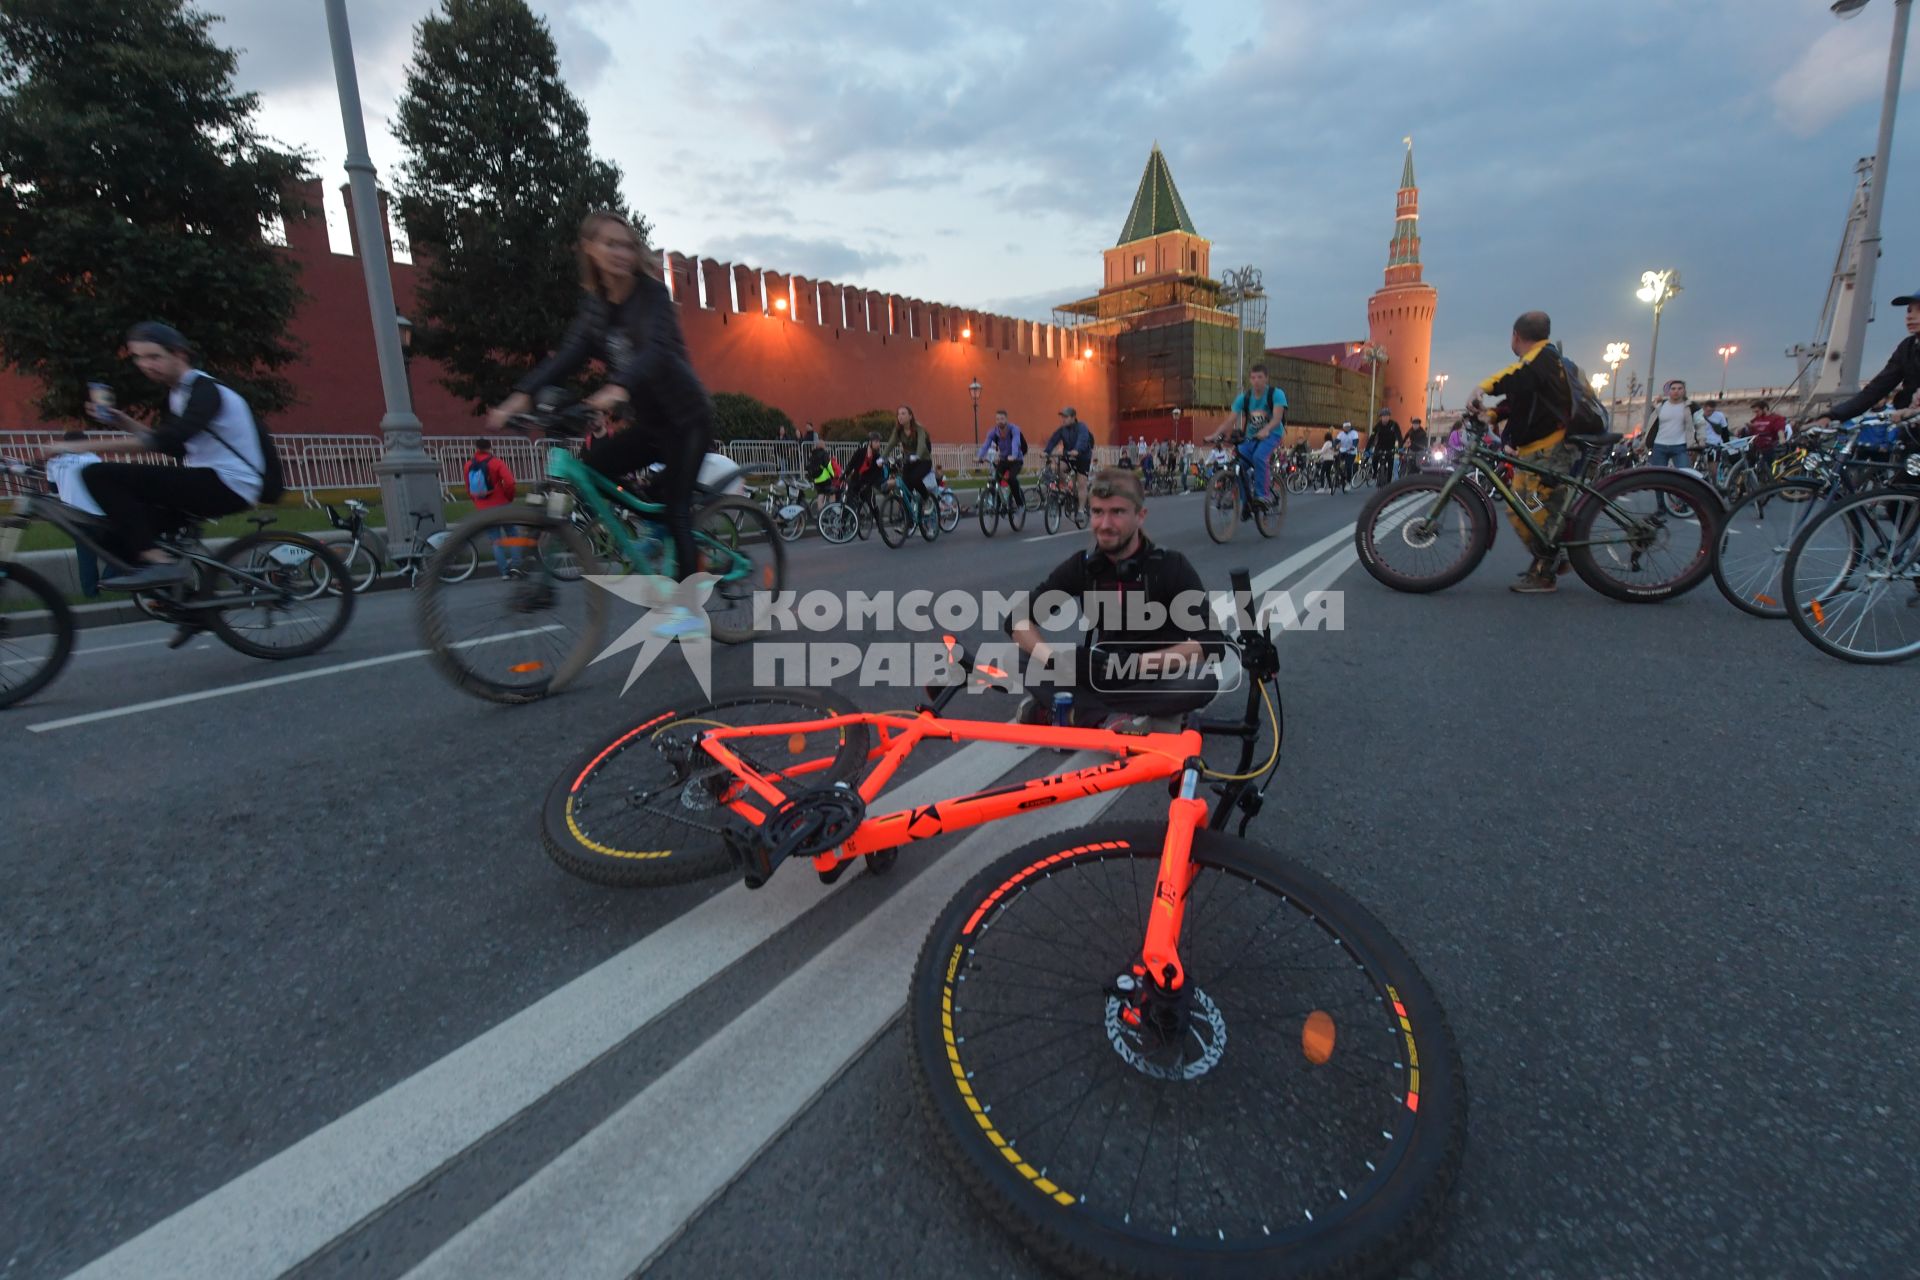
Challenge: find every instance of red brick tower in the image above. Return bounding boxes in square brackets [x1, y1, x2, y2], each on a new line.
[1366, 138, 1438, 423]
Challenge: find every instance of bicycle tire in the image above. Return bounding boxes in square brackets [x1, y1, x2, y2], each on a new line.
[877, 493, 910, 548]
[206, 531, 355, 659]
[909, 821, 1466, 1280]
[418, 505, 606, 703]
[1355, 477, 1491, 593]
[1565, 469, 1721, 602]
[542, 687, 873, 886]
[979, 487, 1001, 537]
[1044, 491, 1063, 535]
[1203, 470, 1240, 543]
[1008, 487, 1028, 532]
[692, 496, 785, 644]
[818, 500, 858, 545]
[429, 531, 479, 584]
[1285, 468, 1309, 495]
[1781, 488, 1920, 664]
[938, 492, 960, 534]
[1254, 476, 1286, 539]
[919, 494, 941, 542]
[1710, 478, 1826, 618]
[0, 561, 75, 709]
[345, 541, 379, 594]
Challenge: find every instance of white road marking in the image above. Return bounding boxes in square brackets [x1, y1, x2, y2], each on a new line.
[62, 735, 1030, 1280]
[26, 626, 565, 733]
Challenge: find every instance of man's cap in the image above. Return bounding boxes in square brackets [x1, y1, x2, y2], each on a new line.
[1376, 407, 1390, 415]
[1894, 289, 1920, 306]
[126, 320, 190, 352]
[1341, 421, 1353, 427]
[1059, 406, 1076, 416]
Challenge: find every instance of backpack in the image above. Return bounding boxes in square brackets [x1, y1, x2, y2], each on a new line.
[1553, 346, 1611, 435]
[467, 457, 494, 499]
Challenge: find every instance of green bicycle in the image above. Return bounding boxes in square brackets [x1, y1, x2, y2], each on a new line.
[1356, 414, 1724, 601]
[416, 397, 784, 703]
[874, 455, 940, 547]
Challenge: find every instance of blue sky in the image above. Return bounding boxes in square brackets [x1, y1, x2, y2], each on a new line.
[211, 0, 1920, 406]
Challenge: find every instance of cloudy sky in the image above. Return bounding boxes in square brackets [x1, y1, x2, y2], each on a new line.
[210, 0, 1920, 405]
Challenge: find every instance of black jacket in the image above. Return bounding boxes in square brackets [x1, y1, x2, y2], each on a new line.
[1478, 341, 1575, 450]
[1828, 334, 1920, 421]
[1371, 420, 1402, 452]
[1011, 534, 1215, 651]
[515, 275, 711, 439]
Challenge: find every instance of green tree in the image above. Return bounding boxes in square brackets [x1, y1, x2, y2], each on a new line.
[710, 391, 792, 443]
[819, 409, 894, 443]
[0, 0, 309, 422]
[393, 0, 643, 412]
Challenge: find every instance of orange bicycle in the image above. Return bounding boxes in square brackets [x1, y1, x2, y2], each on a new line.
[541, 570, 1465, 1278]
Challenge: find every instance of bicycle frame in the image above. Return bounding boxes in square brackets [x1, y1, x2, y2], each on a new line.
[540, 447, 754, 586]
[11, 495, 293, 604]
[1422, 436, 1648, 551]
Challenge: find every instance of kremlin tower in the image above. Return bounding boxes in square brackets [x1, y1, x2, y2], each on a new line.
[1366, 138, 1438, 423]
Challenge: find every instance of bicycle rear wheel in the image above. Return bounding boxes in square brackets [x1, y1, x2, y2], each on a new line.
[1203, 470, 1240, 543]
[1782, 488, 1920, 663]
[1566, 470, 1720, 602]
[542, 688, 873, 886]
[0, 562, 74, 709]
[206, 531, 354, 659]
[877, 493, 911, 548]
[1355, 477, 1490, 593]
[417, 505, 606, 703]
[910, 822, 1465, 1280]
[1710, 478, 1826, 618]
[428, 530, 479, 583]
[818, 500, 858, 545]
[1007, 485, 1028, 531]
[1254, 474, 1286, 539]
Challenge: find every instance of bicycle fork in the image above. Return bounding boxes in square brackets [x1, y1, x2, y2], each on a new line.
[1112, 766, 1208, 1042]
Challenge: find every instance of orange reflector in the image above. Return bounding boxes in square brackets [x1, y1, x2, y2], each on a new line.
[509, 661, 545, 673]
[1810, 600, 1826, 626]
[1755, 594, 1778, 607]
[788, 732, 807, 754]
[497, 537, 538, 548]
[978, 664, 1007, 678]
[1302, 1010, 1336, 1064]
[762, 567, 774, 587]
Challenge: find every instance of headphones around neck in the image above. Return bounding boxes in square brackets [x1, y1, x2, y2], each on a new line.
[1084, 540, 1150, 584]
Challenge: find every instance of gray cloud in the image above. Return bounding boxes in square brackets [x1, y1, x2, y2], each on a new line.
[698, 231, 912, 281]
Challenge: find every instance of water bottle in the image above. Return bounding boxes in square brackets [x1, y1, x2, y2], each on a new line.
[1052, 693, 1074, 727]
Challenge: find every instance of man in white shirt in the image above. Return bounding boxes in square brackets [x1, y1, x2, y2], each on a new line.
[1644, 380, 1693, 470]
[1334, 422, 1361, 488]
[1702, 400, 1729, 447]
[39, 321, 273, 589]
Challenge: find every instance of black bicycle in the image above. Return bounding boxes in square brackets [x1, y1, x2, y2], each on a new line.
[0, 461, 353, 709]
[1203, 432, 1285, 542]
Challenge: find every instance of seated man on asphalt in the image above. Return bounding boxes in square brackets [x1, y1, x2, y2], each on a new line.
[1007, 466, 1220, 728]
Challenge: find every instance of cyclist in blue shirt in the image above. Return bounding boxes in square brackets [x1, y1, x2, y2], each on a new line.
[976, 409, 1028, 509]
[1204, 364, 1288, 505]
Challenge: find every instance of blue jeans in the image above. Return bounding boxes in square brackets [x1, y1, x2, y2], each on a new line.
[73, 541, 101, 597]
[1237, 434, 1281, 497]
[490, 525, 522, 576]
[1650, 442, 1690, 470]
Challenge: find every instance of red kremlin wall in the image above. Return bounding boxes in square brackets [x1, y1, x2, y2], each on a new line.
[0, 179, 1117, 446]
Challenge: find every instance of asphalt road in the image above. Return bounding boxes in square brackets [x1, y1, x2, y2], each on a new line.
[3, 481, 1913, 1280]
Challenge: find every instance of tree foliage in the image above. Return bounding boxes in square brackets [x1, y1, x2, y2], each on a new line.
[819, 409, 894, 443]
[0, 0, 309, 422]
[710, 391, 792, 443]
[393, 0, 643, 413]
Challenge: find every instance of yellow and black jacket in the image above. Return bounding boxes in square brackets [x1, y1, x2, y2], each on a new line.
[1478, 341, 1575, 450]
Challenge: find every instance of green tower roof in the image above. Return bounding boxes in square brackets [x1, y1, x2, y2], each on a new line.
[1400, 137, 1417, 191]
[1116, 145, 1198, 246]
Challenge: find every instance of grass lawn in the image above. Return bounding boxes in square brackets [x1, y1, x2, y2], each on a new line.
[10, 490, 480, 554]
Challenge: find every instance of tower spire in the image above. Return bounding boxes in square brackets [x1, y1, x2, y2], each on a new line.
[1386, 137, 1422, 286]
[1116, 145, 1198, 246]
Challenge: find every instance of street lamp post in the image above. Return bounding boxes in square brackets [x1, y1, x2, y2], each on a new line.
[325, 0, 442, 539]
[1604, 341, 1630, 432]
[1171, 405, 1183, 444]
[1636, 269, 1682, 435]
[1353, 343, 1389, 421]
[1830, 0, 1913, 394]
[1717, 344, 1739, 397]
[968, 377, 982, 449]
[396, 313, 414, 399]
[1433, 373, 1448, 414]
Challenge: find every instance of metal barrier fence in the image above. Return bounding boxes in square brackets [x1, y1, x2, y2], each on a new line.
[1, 431, 1138, 501]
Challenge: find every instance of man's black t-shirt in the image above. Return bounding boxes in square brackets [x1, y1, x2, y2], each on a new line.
[1014, 533, 1212, 650]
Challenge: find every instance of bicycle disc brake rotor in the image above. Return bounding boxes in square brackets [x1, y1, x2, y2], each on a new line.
[1104, 978, 1226, 1082]
[1398, 517, 1440, 550]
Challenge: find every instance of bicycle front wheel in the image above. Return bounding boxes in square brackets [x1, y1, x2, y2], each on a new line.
[877, 493, 911, 548]
[938, 492, 960, 534]
[978, 488, 1002, 537]
[910, 822, 1466, 1280]
[542, 688, 873, 886]
[1710, 478, 1826, 618]
[1043, 491, 1062, 535]
[1782, 488, 1920, 663]
[818, 500, 858, 545]
[692, 496, 785, 644]
[1355, 476, 1490, 593]
[417, 505, 606, 703]
[1255, 474, 1286, 539]
[0, 562, 74, 709]
[207, 531, 354, 659]
[1203, 470, 1240, 543]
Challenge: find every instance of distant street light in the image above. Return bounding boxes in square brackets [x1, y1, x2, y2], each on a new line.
[774, 296, 789, 313]
[1171, 405, 1183, 443]
[1590, 372, 1609, 394]
[1083, 347, 1094, 359]
[1354, 343, 1389, 421]
[1432, 372, 1448, 413]
[968, 376, 982, 448]
[1636, 269, 1682, 431]
[1717, 343, 1739, 396]
[961, 326, 971, 339]
[1604, 341, 1629, 429]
